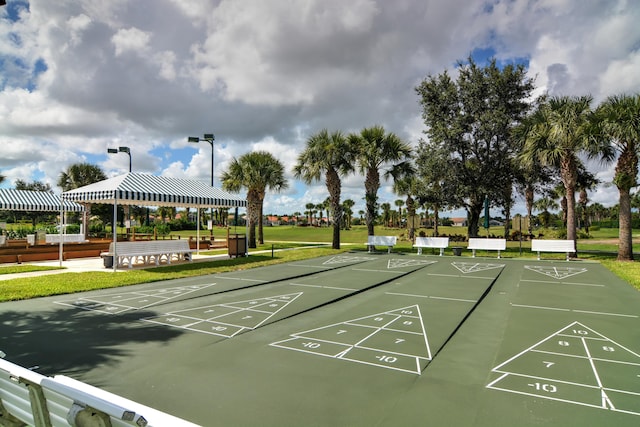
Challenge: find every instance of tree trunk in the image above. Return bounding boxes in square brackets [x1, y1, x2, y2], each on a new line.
[467, 202, 482, 238]
[364, 167, 380, 236]
[503, 208, 511, 239]
[258, 201, 264, 245]
[561, 156, 578, 256]
[525, 185, 534, 236]
[565, 184, 577, 256]
[614, 144, 637, 261]
[326, 168, 341, 250]
[247, 190, 260, 248]
[406, 195, 415, 241]
[618, 187, 634, 261]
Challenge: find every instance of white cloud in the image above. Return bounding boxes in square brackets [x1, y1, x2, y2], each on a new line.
[111, 27, 151, 56]
[1, 0, 639, 215]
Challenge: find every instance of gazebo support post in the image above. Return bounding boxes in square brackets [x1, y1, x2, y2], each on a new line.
[59, 194, 64, 267]
[112, 196, 118, 271]
[196, 207, 200, 254]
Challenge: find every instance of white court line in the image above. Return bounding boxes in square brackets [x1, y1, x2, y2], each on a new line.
[520, 279, 604, 287]
[287, 264, 332, 269]
[510, 304, 570, 312]
[511, 303, 638, 318]
[288, 283, 357, 291]
[490, 370, 601, 390]
[427, 273, 461, 278]
[488, 370, 640, 415]
[385, 292, 476, 303]
[531, 349, 640, 366]
[212, 276, 266, 282]
[427, 273, 493, 280]
[573, 309, 638, 318]
[351, 268, 406, 274]
[491, 322, 579, 371]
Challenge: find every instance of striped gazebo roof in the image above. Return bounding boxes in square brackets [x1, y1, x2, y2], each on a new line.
[62, 173, 247, 208]
[0, 189, 85, 212]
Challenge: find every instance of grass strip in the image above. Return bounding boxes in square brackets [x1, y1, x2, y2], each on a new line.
[0, 247, 348, 302]
[599, 259, 640, 291]
[0, 265, 65, 275]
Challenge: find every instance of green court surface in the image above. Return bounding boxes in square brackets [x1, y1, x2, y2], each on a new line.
[0, 253, 639, 426]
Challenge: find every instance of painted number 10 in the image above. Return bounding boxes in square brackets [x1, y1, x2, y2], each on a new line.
[376, 355, 397, 364]
[530, 382, 557, 393]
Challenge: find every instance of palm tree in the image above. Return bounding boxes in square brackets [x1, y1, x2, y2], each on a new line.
[305, 202, 315, 226]
[576, 166, 598, 234]
[519, 96, 613, 255]
[58, 163, 107, 238]
[392, 165, 420, 240]
[596, 93, 640, 260]
[394, 199, 404, 228]
[315, 203, 324, 226]
[349, 125, 412, 236]
[294, 129, 354, 249]
[342, 199, 355, 229]
[533, 197, 560, 229]
[221, 151, 288, 248]
[380, 202, 392, 227]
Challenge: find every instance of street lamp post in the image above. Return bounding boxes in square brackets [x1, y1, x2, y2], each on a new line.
[107, 146, 132, 172]
[108, 146, 132, 234]
[188, 133, 215, 186]
[188, 133, 216, 240]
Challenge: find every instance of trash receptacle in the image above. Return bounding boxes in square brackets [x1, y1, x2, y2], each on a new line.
[228, 234, 247, 258]
[452, 246, 463, 256]
[103, 255, 114, 268]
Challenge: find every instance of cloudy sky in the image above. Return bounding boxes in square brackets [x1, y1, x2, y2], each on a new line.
[1, 0, 639, 218]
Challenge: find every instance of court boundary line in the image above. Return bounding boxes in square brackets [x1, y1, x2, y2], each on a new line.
[511, 303, 638, 318]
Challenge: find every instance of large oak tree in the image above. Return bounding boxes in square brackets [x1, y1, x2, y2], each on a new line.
[416, 57, 535, 237]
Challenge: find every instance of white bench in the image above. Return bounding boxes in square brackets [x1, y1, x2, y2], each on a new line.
[45, 233, 88, 244]
[413, 237, 449, 256]
[467, 238, 507, 258]
[0, 357, 199, 426]
[531, 239, 575, 261]
[366, 235, 397, 253]
[100, 240, 194, 269]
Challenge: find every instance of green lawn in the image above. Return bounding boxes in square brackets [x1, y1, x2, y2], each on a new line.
[0, 247, 349, 302]
[0, 265, 64, 275]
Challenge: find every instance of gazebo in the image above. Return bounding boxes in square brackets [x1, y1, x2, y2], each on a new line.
[61, 173, 247, 267]
[0, 188, 85, 213]
[0, 188, 85, 247]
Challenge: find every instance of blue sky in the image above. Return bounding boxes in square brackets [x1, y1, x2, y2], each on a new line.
[1, 0, 639, 218]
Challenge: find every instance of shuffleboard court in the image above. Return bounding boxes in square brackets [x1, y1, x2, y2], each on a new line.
[53, 254, 376, 315]
[139, 255, 437, 340]
[0, 254, 639, 426]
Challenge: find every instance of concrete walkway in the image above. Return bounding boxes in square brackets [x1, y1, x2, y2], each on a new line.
[0, 253, 233, 280]
[0, 243, 334, 281]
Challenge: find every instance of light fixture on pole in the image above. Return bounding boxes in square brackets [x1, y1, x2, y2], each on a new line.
[107, 146, 132, 172]
[108, 146, 132, 233]
[187, 133, 215, 186]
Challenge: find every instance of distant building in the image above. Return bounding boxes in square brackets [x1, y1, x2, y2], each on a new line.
[451, 217, 467, 227]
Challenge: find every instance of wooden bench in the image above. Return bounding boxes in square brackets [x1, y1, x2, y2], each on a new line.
[467, 238, 506, 258]
[413, 237, 449, 256]
[531, 239, 575, 261]
[100, 240, 194, 269]
[366, 235, 397, 253]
